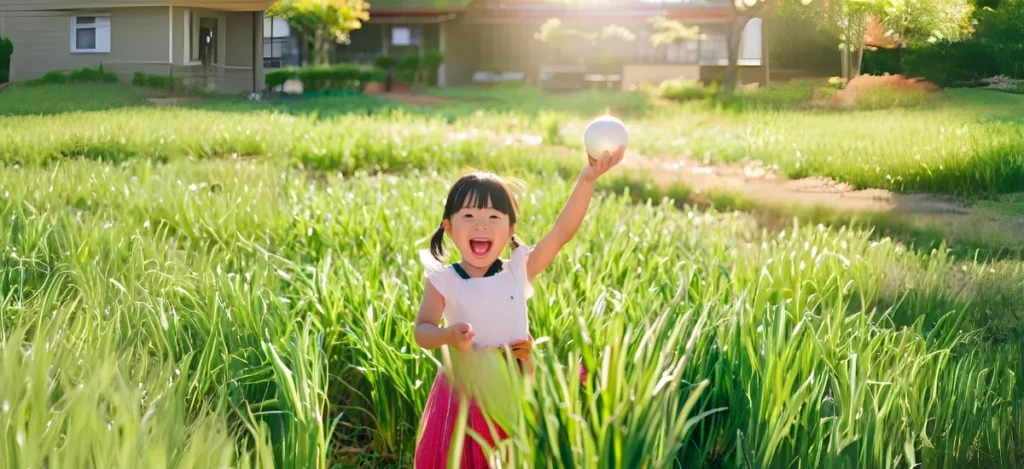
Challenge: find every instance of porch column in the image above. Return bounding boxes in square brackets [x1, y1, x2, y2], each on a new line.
[762, 17, 770, 88]
[438, 21, 447, 87]
[254, 11, 264, 92]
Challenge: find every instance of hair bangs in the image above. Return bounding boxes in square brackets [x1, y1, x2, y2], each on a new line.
[443, 172, 519, 224]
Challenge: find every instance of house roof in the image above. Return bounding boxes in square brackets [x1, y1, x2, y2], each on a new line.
[368, 0, 732, 17]
[368, 0, 474, 14]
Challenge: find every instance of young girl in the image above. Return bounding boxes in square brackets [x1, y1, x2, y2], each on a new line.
[413, 146, 625, 468]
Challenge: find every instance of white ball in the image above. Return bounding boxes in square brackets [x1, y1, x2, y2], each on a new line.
[583, 115, 628, 159]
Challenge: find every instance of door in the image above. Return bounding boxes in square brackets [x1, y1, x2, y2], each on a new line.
[199, 18, 218, 90]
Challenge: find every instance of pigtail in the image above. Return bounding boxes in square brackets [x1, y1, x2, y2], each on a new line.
[510, 234, 523, 250]
[429, 224, 447, 261]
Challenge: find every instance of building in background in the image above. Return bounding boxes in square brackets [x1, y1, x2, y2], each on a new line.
[339, 0, 766, 89]
[0, 0, 274, 93]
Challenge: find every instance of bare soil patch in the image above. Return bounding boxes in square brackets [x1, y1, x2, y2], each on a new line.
[629, 155, 969, 215]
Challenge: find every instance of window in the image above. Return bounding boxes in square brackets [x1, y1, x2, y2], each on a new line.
[263, 16, 294, 69]
[699, 30, 729, 66]
[71, 15, 110, 53]
[738, 18, 762, 66]
[630, 29, 698, 64]
[391, 26, 421, 46]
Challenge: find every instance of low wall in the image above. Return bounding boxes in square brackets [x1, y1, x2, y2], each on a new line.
[621, 64, 700, 90]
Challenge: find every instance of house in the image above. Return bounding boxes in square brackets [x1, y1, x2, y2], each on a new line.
[332, 0, 768, 90]
[0, 1, 275, 93]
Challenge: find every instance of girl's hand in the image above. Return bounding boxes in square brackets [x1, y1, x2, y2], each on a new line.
[582, 145, 625, 183]
[448, 322, 475, 352]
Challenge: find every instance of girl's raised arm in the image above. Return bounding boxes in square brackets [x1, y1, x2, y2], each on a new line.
[526, 146, 624, 281]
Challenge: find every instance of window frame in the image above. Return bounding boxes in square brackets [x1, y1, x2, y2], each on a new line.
[390, 26, 421, 47]
[70, 14, 111, 54]
[183, 9, 224, 66]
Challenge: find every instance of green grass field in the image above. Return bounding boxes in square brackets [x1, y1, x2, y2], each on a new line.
[0, 84, 1022, 468]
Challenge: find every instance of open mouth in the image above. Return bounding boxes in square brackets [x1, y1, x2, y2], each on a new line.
[469, 238, 493, 257]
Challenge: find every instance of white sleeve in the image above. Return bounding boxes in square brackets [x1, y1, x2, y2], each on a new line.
[509, 244, 534, 300]
[419, 250, 451, 300]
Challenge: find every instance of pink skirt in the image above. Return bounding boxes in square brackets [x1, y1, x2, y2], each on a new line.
[414, 371, 508, 469]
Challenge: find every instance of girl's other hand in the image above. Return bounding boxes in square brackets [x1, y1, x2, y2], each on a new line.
[582, 145, 625, 182]
[449, 322, 475, 351]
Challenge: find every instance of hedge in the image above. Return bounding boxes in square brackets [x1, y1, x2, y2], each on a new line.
[265, 64, 384, 92]
[901, 41, 1000, 87]
[0, 37, 13, 84]
[24, 65, 119, 86]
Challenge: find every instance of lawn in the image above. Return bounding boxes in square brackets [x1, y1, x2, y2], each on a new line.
[0, 83, 1022, 468]
[4, 83, 1024, 197]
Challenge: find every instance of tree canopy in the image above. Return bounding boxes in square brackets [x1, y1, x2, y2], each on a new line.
[267, 0, 370, 65]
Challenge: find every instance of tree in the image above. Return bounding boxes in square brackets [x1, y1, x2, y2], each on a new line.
[534, 18, 598, 64]
[880, 0, 974, 46]
[783, 0, 878, 83]
[267, 0, 369, 66]
[533, 18, 635, 70]
[975, 0, 1024, 77]
[787, 0, 973, 82]
[648, 16, 700, 47]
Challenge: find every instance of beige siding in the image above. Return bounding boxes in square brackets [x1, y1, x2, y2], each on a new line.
[0, 1, 272, 12]
[225, 11, 253, 68]
[5, 7, 170, 82]
[2, 4, 265, 92]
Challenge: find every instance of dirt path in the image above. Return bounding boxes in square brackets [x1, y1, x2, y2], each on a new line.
[448, 127, 971, 216]
[627, 155, 971, 215]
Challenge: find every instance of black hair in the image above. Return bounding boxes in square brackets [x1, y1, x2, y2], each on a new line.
[430, 171, 523, 261]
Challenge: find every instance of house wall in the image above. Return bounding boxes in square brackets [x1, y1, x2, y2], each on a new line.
[221, 10, 262, 93]
[338, 22, 441, 65]
[621, 64, 700, 90]
[2, 7, 170, 82]
[1, 5, 263, 92]
[442, 19, 537, 86]
[0, 1, 272, 12]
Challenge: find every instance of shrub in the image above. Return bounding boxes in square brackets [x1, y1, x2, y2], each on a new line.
[66, 65, 119, 84]
[265, 69, 292, 88]
[130, 71, 202, 95]
[902, 41, 1000, 87]
[423, 49, 444, 71]
[32, 71, 70, 85]
[0, 37, 12, 57]
[0, 37, 12, 84]
[374, 56, 395, 71]
[399, 52, 421, 83]
[263, 64, 383, 92]
[423, 49, 444, 85]
[657, 79, 713, 102]
[862, 48, 903, 76]
[975, 0, 1024, 78]
[24, 66, 119, 86]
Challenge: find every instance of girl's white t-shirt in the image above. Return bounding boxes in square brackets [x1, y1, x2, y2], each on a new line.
[420, 245, 534, 348]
